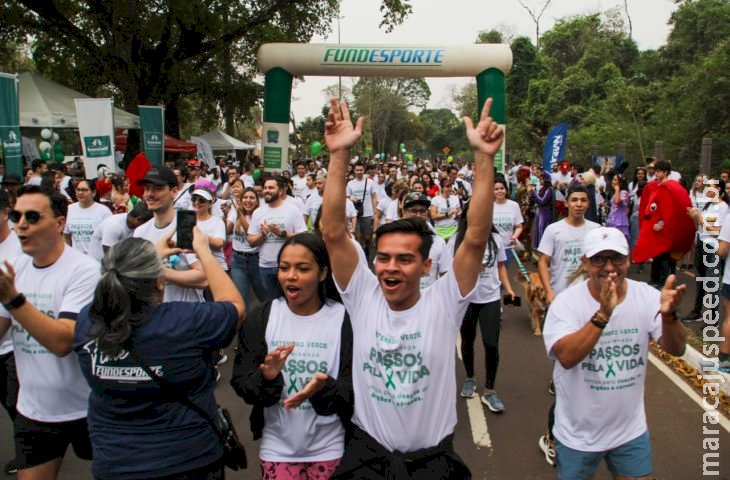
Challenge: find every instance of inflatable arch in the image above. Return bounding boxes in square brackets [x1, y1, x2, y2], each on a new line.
[257, 43, 512, 171]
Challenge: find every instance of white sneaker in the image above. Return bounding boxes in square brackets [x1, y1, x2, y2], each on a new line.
[538, 434, 556, 467]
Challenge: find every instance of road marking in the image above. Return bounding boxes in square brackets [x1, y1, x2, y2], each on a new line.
[456, 336, 493, 448]
[649, 353, 730, 433]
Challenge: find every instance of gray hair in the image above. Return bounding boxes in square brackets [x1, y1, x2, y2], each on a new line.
[88, 238, 165, 357]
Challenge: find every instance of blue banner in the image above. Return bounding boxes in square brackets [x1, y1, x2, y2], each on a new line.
[542, 122, 568, 173]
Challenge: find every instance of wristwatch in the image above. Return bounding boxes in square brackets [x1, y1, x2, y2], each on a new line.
[590, 311, 609, 330]
[3, 293, 26, 311]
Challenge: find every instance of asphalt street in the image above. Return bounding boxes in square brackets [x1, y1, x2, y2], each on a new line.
[1, 262, 729, 479]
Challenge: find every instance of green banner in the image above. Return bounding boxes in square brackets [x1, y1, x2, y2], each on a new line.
[0, 73, 23, 176]
[139, 105, 164, 165]
[83, 135, 113, 158]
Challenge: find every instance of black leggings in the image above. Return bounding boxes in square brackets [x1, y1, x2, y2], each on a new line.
[460, 300, 501, 390]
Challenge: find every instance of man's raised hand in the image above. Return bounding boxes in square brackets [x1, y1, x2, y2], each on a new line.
[324, 98, 363, 155]
[463, 98, 504, 158]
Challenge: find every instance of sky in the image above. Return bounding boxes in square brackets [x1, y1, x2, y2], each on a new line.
[287, 0, 678, 121]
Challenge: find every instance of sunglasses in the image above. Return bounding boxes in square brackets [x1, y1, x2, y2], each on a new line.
[9, 210, 44, 225]
[588, 253, 628, 267]
[191, 196, 210, 204]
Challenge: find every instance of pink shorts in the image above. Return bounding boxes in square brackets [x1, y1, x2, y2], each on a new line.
[260, 459, 341, 480]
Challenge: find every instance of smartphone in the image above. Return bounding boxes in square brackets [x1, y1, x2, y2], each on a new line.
[176, 210, 197, 250]
[503, 294, 522, 307]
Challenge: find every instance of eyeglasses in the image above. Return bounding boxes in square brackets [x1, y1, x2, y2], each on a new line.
[75, 188, 91, 192]
[405, 208, 429, 216]
[9, 210, 44, 225]
[588, 253, 628, 267]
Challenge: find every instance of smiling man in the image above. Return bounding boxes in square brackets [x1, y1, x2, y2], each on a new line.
[543, 227, 686, 480]
[322, 98, 502, 479]
[0, 186, 100, 479]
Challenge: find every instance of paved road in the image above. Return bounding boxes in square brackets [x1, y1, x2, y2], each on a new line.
[1, 263, 729, 479]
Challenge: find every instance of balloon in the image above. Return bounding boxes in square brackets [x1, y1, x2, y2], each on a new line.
[54, 152, 64, 162]
[40, 128, 52, 140]
[407, 160, 413, 166]
[447, 155, 454, 164]
[401, 149, 406, 154]
[52, 132, 60, 142]
[40, 151, 51, 160]
[39, 141, 51, 152]
[310, 141, 322, 156]
[365, 146, 372, 153]
[53, 143, 63, 152]
[381, 153, 385, 159]
[399, 143, 405, 150]
[374, 153, 380, 159]
[406, 153, 414, 161]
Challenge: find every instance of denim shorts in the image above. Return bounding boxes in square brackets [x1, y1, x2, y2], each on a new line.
[555, 430, 652, 479]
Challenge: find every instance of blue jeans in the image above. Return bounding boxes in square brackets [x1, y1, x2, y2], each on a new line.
[259, 266, 281, 301]
[230, 252, 267, 314]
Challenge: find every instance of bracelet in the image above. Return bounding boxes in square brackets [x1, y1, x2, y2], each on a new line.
[3, 293, 26, 311]
[590, 311, 609, 330]
[660, 310, 679, 323]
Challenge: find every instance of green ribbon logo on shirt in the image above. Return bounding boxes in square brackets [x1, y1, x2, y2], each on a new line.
[288, 373, 299, 394]
[385, 367, 396, 390]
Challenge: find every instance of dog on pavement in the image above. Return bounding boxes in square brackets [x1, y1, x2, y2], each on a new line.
[519, 272, 547, 336]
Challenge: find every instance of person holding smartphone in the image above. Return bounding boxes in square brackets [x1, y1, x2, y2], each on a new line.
[442, 201, 515, 412]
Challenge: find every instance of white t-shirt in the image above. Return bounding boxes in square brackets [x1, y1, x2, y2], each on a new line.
[336, 258, 475, 452]
[292, 175, 308, 201]
[248, 202, 307, 268]
[551, 171, 572, 187]
[543, 279, 661, 451]
[430, 195, 461, 228]
[346, 178, 376, 218]
[492, 200, 524, 249]
[64, 202, 112, 255]
[384, 200, 400, 223]
[88, 213, 133, 262]
[444, 233, 506, 303]
[261, 299, 346, 462]
[717, 218, 730, 286]
[0, 245, 99, 421]
[196, 216, 227, 270]
[376, 196, 394, 216]
[285, 195, 307, 216]
[133, 218, 204, 303]
[372, 179, 387, 202]
[537, 219, 600, 294]
[697, 200, 728, 246]
[0, 231, 22, 355]
[174, 185, 193, 211]
[227, 209, 258, 253]
[241, 174, 255, 189]
[304, 192, 322, 222]
[419, 224, 448, 290]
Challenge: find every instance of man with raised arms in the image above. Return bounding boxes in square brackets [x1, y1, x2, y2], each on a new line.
[321, 97, 503, 479]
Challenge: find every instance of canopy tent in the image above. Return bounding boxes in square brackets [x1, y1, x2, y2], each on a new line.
[197, 129, 255, 151]
[18, 71, 139, 128]
[114, 131, 196, 154]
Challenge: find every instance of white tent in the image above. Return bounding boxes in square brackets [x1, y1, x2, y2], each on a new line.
[197, 129, 255, 151]
[18, 71, 139, 128]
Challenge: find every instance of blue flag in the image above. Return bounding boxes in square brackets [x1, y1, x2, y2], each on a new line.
[542, 122, 568, 173]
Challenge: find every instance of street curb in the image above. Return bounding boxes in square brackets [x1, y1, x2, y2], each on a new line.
[677, 344, 730, 395]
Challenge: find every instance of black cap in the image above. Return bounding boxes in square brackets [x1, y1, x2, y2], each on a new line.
[137, 166, 177, 187]
[1, 173, 21, 185]
[403, 192, 431, 209]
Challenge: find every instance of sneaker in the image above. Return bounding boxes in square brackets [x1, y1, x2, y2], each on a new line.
[461, 378, 476, 398]
[216, 351, 228, 365]
[481, 391, 505, 413]
[548, 381, 555, 396]
[4, 460, 18, 475]
[681, 311, 701, 323]
[538, 435, 556, 467]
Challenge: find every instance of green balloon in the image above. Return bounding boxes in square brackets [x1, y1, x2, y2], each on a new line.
[253, 168, 261, 181]
[53, 143, 63, 152]
[399, 143, 405, 150]
[310, 141, 322, 156]
[54, 152, 64, 162]
[41, 151, 51, 160]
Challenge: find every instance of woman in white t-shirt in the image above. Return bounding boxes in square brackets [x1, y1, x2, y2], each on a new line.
[445, 202, 515, 413]
[430, 182, 461, 241]
[227, 183, 267, 314]
[64, 179, 112, 255]
[492, 178, 523, 266]
[231, 233, 352, 479]
[191, 187, 228, 271]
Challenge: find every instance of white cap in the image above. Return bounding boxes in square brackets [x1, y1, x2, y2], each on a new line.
[191, 189, 214, 202]
[583, 227, 629, 258]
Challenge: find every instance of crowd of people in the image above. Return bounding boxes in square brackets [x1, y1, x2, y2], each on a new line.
[0, 97, 725, 480]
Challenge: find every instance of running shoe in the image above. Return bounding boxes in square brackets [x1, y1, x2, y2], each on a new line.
[4, 460, 18, 475]
[538, 434, 556, 467]
[481, 391, 505, 413]
[548, 381, 555, 396]
[461, 378, 476, 398]
[681, 311, 701, 323]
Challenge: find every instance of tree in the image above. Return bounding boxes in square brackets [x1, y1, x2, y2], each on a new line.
[418, 108, 466, 157]
[0, 0, 412, 137]
[516, 0, 553, 49]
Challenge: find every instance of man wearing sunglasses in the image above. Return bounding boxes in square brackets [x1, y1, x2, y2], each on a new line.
[401, 192, 448, 290]
[543, 227, 686, 480]
[0, 185, 101, 478]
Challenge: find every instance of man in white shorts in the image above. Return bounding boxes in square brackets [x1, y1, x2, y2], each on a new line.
[543, 227, 686, 479]
[322, 97, 503, 479]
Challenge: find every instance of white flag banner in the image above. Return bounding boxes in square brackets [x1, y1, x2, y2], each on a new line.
[74, 98, 116, 179]
[190, 136, 215, 169]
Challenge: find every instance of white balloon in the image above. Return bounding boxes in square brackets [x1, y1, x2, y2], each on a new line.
[52, 132, 60, 142]
[39, 141, 51, 152]
[40, 128, 52, 140]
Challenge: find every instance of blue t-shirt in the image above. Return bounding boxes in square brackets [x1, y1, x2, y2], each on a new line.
[74, 301, 238, 480]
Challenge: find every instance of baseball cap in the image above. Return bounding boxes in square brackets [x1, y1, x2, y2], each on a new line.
[191, 189, 214, 202]
[403, 192, 431, 209]
[583, 227, 629, 258]
[137, 166, 177, 187]
[2, 173, 21, 185]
